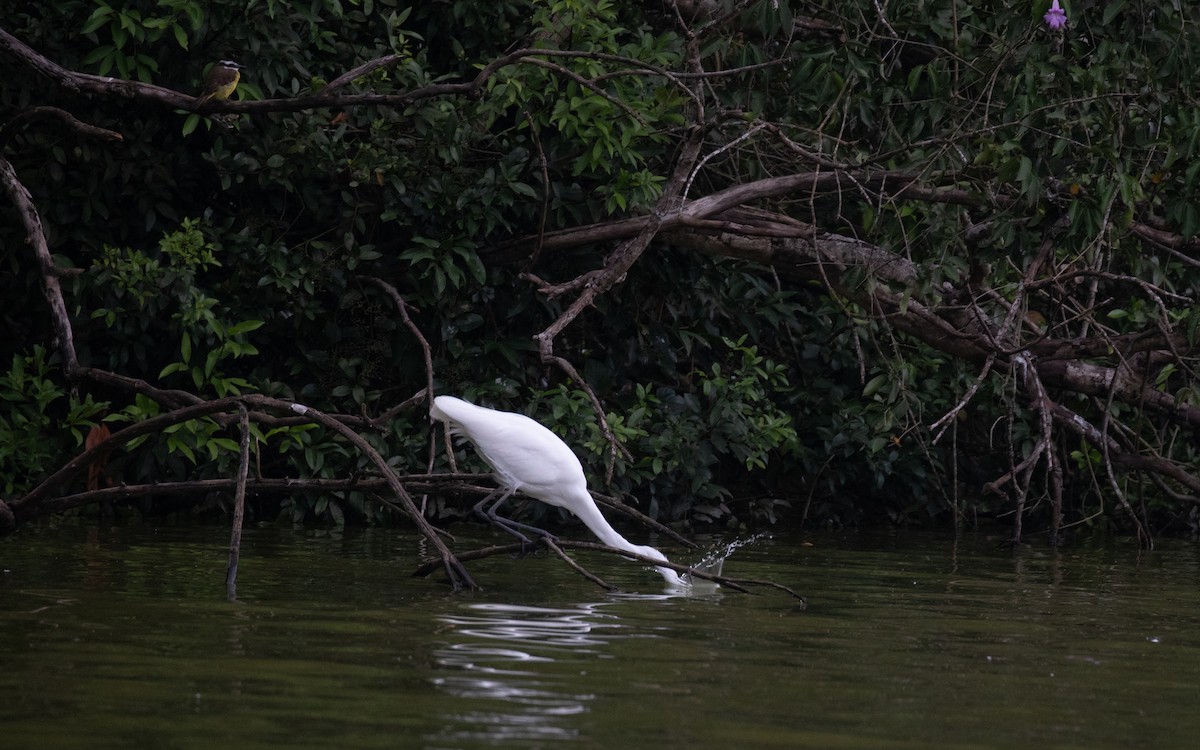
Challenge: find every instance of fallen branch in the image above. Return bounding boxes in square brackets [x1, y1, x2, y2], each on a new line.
[543, 538, 618, 591]
[12, 396, 247, 514]
[9, 394, 477, 590]
[555, 539, 807, 599]
[412, 537, 806, 603]
[15, 474, 488, 518]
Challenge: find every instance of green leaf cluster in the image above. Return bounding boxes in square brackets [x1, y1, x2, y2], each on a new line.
[0, 347, 107, 495]
[4, 0, 1200, 532]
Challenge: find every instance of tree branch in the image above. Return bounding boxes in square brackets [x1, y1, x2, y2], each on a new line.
[0, 151, 79, 375]
[10, 395, 477, 590]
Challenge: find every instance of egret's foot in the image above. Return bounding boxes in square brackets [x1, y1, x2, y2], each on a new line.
[504, 531, 535, 555]
[512, 540, 537, 558]
[489, 521, 536, 556]
[514, 532, 559, 558]
[493, 518, 558, 548]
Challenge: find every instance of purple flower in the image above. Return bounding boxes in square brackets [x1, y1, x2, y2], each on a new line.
[1044, 0, 1067, 30]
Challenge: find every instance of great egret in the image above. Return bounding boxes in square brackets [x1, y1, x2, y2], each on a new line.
[430, 395, 686, 587]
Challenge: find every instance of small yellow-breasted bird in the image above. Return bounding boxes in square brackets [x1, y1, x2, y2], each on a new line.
[195, 60, 244, 107]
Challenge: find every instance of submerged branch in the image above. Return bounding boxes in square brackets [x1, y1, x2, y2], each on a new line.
[225, 404, 251, 599]
[555, 539, 808, 600]
[413, 537, 805, 602]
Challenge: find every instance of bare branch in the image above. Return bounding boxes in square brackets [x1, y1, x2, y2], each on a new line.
[10, 394, 477, 590]
[0, 106, 123, 149]
[225, 404, 251, 599]
[543, 538, 618, 590]
[0, 152, 79, 374]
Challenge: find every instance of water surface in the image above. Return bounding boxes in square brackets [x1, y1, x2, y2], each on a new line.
[2, 522, 1198, 749]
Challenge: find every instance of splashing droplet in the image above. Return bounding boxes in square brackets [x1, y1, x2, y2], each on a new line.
[683, 533, 770, 585]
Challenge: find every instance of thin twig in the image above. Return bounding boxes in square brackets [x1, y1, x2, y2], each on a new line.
[358, 275, 447, 499]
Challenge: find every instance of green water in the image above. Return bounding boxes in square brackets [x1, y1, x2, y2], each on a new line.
[2, 522, 1198, 749]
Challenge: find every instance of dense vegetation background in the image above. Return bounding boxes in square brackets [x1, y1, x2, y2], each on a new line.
[2, 0, 1198, 546]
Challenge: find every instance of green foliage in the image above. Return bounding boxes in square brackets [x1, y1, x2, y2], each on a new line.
[90, 218, 217, 318]
[692, 337, 798, 473]
[4, 0, 1200, 532]
[519, 333, 798, 525]
[81, 0, 201, 81]
[82, 219, 259, 398]
[0, 347, 108, 495]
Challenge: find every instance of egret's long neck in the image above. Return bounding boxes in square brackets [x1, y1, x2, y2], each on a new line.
[565, 489, 685, 587]
[565, 490, 634, 549]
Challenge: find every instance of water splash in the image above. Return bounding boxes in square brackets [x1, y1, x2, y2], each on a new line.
[681, 532, 770, 587]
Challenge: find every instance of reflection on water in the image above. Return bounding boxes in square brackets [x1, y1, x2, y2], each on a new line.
[430, 602, 636, 744]
[3, 524, 1200, 750]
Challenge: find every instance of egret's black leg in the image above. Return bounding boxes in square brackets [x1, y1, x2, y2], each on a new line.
[473, 486, 512, 523]
[474, 487, 529, 543]
[494, 515, 560, 547]
[474, 486, 558, 553]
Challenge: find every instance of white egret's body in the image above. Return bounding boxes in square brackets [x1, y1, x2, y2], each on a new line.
[431, 395, 684, 586]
